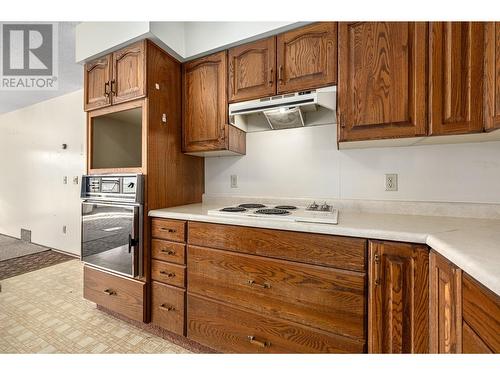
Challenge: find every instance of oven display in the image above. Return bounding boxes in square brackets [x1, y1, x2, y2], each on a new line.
[101, 179, 120, 193]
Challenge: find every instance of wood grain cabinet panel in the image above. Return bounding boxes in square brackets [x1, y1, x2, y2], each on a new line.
[368, 241, 429, 353]
[462, 322, 493, 354]
[151, 218, 186, 243]
[485, 22, 500, 131]
[277, 22, 337, 94]
[151, 281, 185, 336]
[84, 55, 112, 111]
[187, 245, 367, 340]
[111, 40, 147, 105]
[228, 37, 276, 102]
[429, 22, 484, 135]
[429, 251, 462, 354]
[338, 22, 427, 142]
[188, 294, 366, 353]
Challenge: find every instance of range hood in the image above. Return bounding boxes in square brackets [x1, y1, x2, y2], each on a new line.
[229, 86, 336, 132]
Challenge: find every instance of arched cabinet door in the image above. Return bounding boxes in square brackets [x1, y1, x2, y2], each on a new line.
[84, 55, 112, 111]
[112, 40, 146, 105]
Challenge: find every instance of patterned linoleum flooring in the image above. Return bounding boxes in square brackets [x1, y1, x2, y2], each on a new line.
[0, 260, 190, 354]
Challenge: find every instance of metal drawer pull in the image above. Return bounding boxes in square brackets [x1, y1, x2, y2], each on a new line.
[161, 228, 176, 233]
[159, 304, 175, 312]
[374, 254, 381, 286]
[161, 249, 175, 255]
[103, 289, 116, 296]
[248, 336, 270, 348]
[160, 271, 175, 278]
[248, 280, 270, 289]
[104, 81, 110, 97]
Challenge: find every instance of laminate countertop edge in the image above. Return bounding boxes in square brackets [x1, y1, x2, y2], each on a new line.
[149, 203, 500, 296]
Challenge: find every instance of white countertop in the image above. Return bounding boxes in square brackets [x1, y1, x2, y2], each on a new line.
[149, 203, 500, 296]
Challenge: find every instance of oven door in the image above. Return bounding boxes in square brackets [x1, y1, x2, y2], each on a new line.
[81, 201, 142, 278]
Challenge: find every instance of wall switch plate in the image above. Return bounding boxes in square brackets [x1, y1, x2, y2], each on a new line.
[385, 174, 398, 191]
[230, 174, 238, 188]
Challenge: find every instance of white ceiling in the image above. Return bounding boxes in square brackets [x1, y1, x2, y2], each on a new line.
[0, 22, 83, 114]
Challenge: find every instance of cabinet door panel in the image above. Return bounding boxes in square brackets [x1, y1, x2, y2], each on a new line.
[84, 55, 112, 111]
[338, 22, 427, 141]
[429, 22, 484, 135]
[228, 37, 276, 102]
[368, 241, 429, 353]
[277, 22, 337, 93]
[485, 22, 500, 131]
[112, 41, 146, 105]
[183, 51, 228, 152]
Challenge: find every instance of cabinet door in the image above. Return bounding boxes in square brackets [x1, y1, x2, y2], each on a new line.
[112, 40, 146, 105]
[84, 55, 112, 111]
[228, 37, 276, 102]
[485, 22, 500, 131]
[183, 51, 228, 153]
[429, 251, 462, 354]
[277, 22, 337, 94]
[368, 241, 429, 353]
[338, 22, 427, 142]
[429, 22, 484, 135]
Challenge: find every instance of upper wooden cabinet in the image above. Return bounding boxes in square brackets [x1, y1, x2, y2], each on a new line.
[368, 240, 429, 353]
[338, 22, 428, 142]
[228, 37, 276, 103]
[429, 22, 484, 135]
[84, 41, 146, 111]
[111, 40, 147, 105]
[277, 22, 337, 94]
[84, 55, 112, 111]
[183, 51, 245, 156]
[485, 22, 500, 131]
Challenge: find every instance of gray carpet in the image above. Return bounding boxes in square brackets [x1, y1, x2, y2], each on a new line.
[0, 234, 49, 261]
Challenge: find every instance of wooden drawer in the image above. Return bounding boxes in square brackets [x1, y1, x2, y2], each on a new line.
[151, 259, 186, 288]
[151, 239, 186, 265]
[151, 218, 186, 242]
[151, 282, 185, 336]
[462, 274, 500, 352]
[188, 294, 365, 353]
[83, 266, 145, 322]
[188, 221, 367, 272]
[187, 245, 366, 340]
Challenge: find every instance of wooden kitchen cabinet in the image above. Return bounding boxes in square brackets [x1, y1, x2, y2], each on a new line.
[182, 51, 245, 156]
[338, 22, 427, 142]
[429, 22, 484, 135]
[429, 251, 463, 354]
[368, 240, 429, 353]
[84, 55, 112, 111]
[228, 37, 276, 103]
[485, 22, 500, 131]
[277, 22, 337, 94]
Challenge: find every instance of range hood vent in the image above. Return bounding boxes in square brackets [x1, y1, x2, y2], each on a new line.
[229, 86, 336, 133]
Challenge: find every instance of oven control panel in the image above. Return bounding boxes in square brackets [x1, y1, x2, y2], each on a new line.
[81, 174, 143, 204]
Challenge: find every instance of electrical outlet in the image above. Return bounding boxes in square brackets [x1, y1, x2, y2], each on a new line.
[73, 176, 79, 185]
[62, 225, 67, 234]
[63, 176, 68, 184]
[230, 174, 238, 188]
[385, 174, 398, 191]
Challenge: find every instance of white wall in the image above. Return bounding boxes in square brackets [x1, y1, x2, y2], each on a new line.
[205, 125, 500, 204]
[0, 90, 86, 255]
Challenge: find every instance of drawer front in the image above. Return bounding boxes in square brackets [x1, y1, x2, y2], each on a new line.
[188, 221, 367, 272]
[462, 274, 500, 352]
[151, 259, 186, 288]
[151, 218, 186, 242]
[152, 239, 186, 264]
[151, 282, 185, 336]
[83, 266, 145, 322]
[188, 245, 366, 339]
[188, 294, 365, 353]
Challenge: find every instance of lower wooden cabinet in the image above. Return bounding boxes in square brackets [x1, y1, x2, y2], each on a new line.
[187, 294, 365, 353]
[368, 240, 429, 353]
[83, 266, 145, 322]
[151, 281, 185, 336]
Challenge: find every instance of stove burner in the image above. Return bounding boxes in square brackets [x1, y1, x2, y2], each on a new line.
[255, 208, 290, 215]
[238, 203, 266, 209]
[220, 207, 247, 212]
[274, 205, 297, 210]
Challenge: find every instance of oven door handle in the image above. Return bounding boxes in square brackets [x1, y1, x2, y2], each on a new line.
[128, 234, 139, 254]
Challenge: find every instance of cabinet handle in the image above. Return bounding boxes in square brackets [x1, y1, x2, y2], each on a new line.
[269, 68, 274, 84]
[103, 288, 116, 296]
[248, 280, 270, 289]
[159, 304, 175, 312]
[160, 271, 175, 278]
[161, 227, 176, 233]
[104, 81, 110, 97]
[110, 80, 116, 95]
[247, 336, 270, 348]
[278, 65, 283, 82]
[374, 254, 381, 286]
[161, 249, 175, 255]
